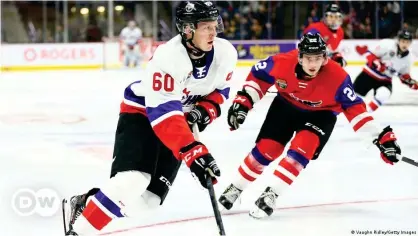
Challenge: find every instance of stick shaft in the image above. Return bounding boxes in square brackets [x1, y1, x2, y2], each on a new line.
[399, 155, 418, 167]
[192, 124, 226, 235]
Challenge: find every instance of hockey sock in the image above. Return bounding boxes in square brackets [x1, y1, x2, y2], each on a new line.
[270, 131, 316, 194]
[236, 139, 284, 190]
[73, 171, 151, 234]
[368, 99, 381, 111]
[271, 150, 309, 194]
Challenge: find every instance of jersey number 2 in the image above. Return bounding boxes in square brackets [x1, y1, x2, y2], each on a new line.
[153, 72, 174, 92]
[343, 86, 357, 101]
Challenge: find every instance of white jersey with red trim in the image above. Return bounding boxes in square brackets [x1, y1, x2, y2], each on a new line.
[120, 35, 237, 156]
[363, 39, 412, 81]
[120, 27, 142, 46]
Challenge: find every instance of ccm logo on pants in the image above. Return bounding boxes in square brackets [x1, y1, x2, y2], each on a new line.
[159, 176, 172, 189]
[305, 122, 325, 136]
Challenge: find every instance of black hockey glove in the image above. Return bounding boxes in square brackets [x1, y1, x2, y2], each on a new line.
[373, 126, 401, 165]
[228, 90, 254, 130]
[331, 52, 347, 67]
[186, 100, 220, 132]
[180, 141, 220, 188]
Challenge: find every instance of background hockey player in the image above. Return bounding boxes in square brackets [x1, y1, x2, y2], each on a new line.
[62, 1, 237, 235]
[218, 33, 403, 219]
[304, 4, 346, 67]
[120, 20, 143, 67]
[353, 30, 417, 112]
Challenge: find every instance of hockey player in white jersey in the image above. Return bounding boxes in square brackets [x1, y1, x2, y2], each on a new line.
[62, 1, 237, 235]
[354, 30, 418, 111]
[120, 20, 143, 67]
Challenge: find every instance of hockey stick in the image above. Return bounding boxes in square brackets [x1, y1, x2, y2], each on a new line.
[192, 124, 227, 236]
[398, 154, 418, 167]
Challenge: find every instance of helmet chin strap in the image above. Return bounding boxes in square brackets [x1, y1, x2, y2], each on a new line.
[182, 31, 206, 57]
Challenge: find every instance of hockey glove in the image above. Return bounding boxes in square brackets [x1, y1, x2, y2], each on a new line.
[400, 75, 418, 90]
[228, 90, 254, 130]
[368, 59, 386, 73]
[186, 100, 220, 132]
[331, 52, 347, 67]
[180, 141, 220, 188]
[373, 126, 401, 165]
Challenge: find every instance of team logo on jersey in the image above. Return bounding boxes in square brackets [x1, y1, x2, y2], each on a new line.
[389, 51, 395, 57]
[182, 88, 191, 100]
[195, 66, 207, 78]
[276, 79, 287, 89]
[181, 88, 201, 106]
[289, 93, 322, 107]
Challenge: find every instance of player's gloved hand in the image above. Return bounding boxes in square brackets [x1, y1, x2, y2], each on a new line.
[368, 59, 386, 73]
[331, 52, 347, 67]
[400, 75, 418, 90]
[180, 141, 220, 188]
[228, 90, 254, 130]
[373, 126, 401, 165]
[186, 100, 220, 132]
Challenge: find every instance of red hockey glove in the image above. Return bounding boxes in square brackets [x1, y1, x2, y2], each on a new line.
[400, 74, 418, 90]
[368, 59, 386, 73]
[180, 141, 220, 188]
[228, 90, 254, 130]
[373, 126, 401, 165]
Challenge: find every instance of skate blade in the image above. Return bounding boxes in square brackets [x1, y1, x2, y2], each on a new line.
[62, 199, 68, 235]
[218, 203, 227, 213]
[249, 207, 269, 220]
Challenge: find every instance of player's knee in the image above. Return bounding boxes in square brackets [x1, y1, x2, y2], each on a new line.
[105, 171, 151, 193]
[374, 86, 391, 104]
[288, 130, 320, 167]
[97, 171, 152, 216]
[252, 139, 285, 165]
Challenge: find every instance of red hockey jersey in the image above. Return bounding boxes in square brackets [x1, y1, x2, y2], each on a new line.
[242, 50, 373, 132]
[304, 21, 344, 52]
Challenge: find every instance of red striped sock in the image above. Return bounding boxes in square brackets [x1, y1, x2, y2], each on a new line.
[82, 199, 114, 230]
[238, 153, 264, 183]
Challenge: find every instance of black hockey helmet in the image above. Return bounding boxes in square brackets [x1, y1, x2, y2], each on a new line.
[175, 1, 223, 39]
[298, 32, 327, 57]
[324, 4, 342, 30]
[398, 29, 413, 41]
[325, 3, 342, 15]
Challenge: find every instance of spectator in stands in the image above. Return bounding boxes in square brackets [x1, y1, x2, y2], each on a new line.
[297, 24, 305, 39]
[27, 20, 37, 43]
[344, 23, 353, 39]
[85, 18, 103, 42]
[305, 9, 319, 26]
[55, 25, 64, 43]
[378, 5, 393, 38]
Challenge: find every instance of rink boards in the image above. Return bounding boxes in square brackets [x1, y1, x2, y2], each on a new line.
[1, 39, 418, 71]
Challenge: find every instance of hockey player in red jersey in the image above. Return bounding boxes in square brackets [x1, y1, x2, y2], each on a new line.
[354, 30, 417, 111]
[61, 1, 237, 235]
[218, 33, 403, 219]
[304, 4, 346, 67]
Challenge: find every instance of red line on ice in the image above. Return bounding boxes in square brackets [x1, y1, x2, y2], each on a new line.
[99, 196, 418, 235]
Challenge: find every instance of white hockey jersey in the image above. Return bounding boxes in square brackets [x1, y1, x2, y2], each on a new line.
[120, 35, 238, 155]
[363, 39, 412, 81]
[120, 27, 143, 46]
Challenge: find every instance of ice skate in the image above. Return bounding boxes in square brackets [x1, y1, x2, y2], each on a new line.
[62, 188, 99, 235]
[218, 183, 243, 211]
[249, 187, 278, 219]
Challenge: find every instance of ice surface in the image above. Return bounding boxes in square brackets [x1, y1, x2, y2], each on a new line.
[0, 67, 417, 236]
